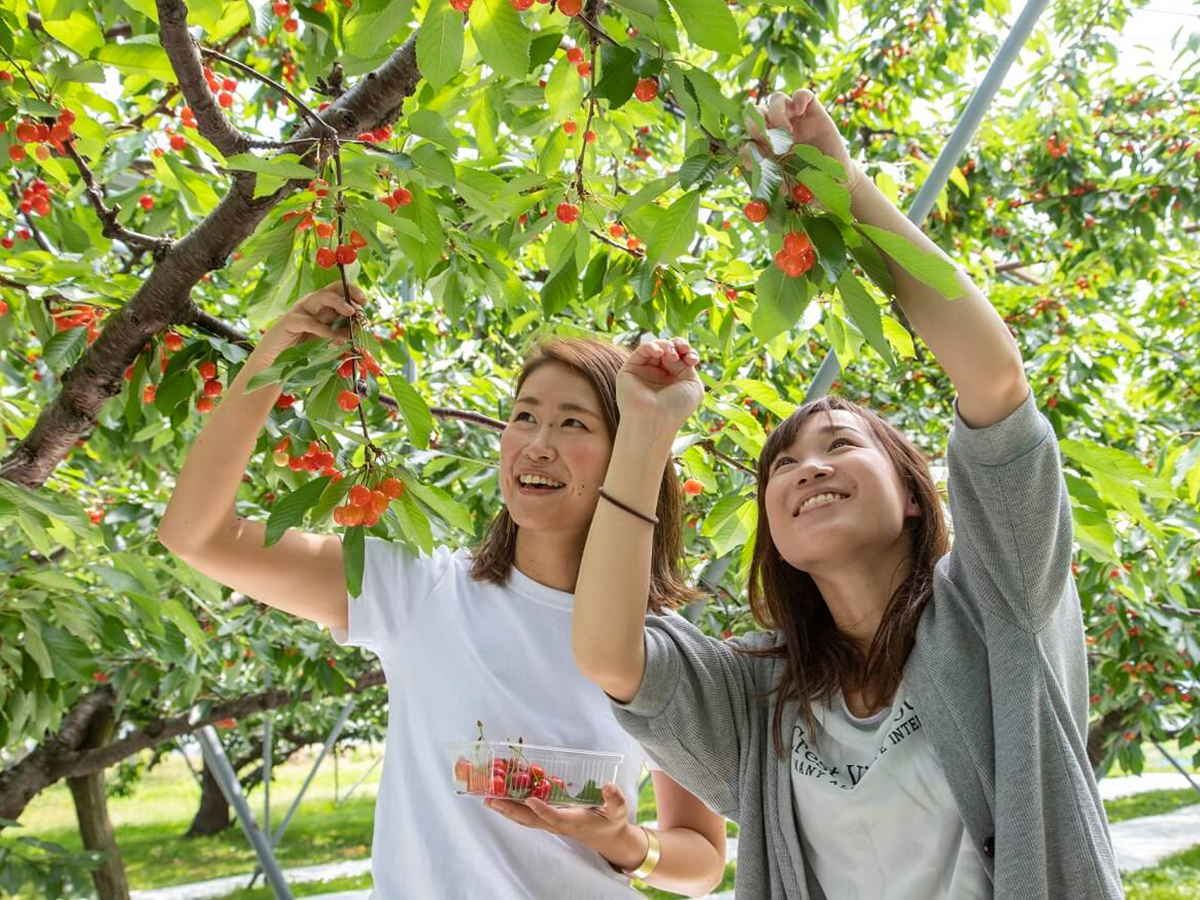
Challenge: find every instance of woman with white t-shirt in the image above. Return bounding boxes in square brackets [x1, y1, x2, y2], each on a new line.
[569, 90, 1123, 899]
[159, 306, 727, 898]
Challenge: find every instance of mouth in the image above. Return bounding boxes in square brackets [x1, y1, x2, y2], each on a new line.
[516, 473, 567, 494]
[793, 491, 850, 517]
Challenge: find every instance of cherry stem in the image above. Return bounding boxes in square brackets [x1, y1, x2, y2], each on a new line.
[331, 143, 374, 449]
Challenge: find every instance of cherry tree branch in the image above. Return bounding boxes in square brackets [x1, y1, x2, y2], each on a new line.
[61, 141, 174, 257]
[200, 47, 335, 137]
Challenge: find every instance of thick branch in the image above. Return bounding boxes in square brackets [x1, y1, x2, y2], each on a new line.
[0, 670, 385, 822]
[62, 141, 173, 256]
[156, 0, 248, 157]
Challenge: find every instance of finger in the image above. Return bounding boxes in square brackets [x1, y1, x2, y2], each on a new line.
[765, 92, 791, 131]
[670, 337, 699, 365]
[790, 89, 815, 118]
[485, 798, 549, 830]
[523, 797, 571, 828]
[289, 312, 348, 343]
[600, 783, 628, 816]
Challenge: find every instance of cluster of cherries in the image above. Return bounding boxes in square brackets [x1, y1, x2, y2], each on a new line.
[380, 185, 413, 212]
[773, 231, 817, 278]
[281, 179, 370, 267]
[52, 304, 105, 346]
[16, 178, 53, 216]
[450, 0, 581, 14]
[455, 754, 568, 801]
[5, 106, 75, 162]
[202, 65, 238, 110]
[606, 222, 641, 252]
[332, 478, 404, 527]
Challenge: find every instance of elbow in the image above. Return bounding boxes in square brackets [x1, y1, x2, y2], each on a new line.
[571, 633, 637, 698]
[157, 511, 204, 558]
[688, 846, 728, 897]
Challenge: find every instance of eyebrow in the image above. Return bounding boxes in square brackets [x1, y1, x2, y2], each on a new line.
[513, 396, 600, 417]
[770, 424, 865, 468]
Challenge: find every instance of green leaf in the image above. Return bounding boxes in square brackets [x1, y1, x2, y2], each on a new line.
[611, 0, 660, 14]
[416, 2, 464, 89]
[541, 252, 579, 316]
[469, 0, 531, 81]
[94, 41, 175, 82]
[20, 614, 54, 679]
[837, 270, 892, 365]
[545, 56, 585, 121]
[41, 10, 104, 56]
[392, 489, 434, 552]
[881, 315, 915, 358]
[648, 190, 701, 267]
[750, 148, 782, 201]
[42, 327, 88, 374]
[346, 0, 414, 57]
[795, 167, 851, 223]
[591, 45, 639, 109]
[408, 109, 459, 153]
[386, 375, 435, 449]
[678, 154, 721, 189]
[622, 174, 677, 217]
[224, 153, 316, 180]
[1060, 440, 1176, 501]
[857, 224, 964, 299]
[343, 525, 365, 599]
[752, 265, 810, 342]
[948, 165, 970, 197]
[404, 478, 474, 533]
[264, 476, 330, 547]
[790, 145, 848, 182]
[665, 0, 740, 55]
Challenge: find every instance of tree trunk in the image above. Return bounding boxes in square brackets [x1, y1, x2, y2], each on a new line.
[185, 759, 232, 837]
[65, 705, 130, 900]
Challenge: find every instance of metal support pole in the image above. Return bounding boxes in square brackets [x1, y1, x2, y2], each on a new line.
[1151, 739, 1200, 801]
[197, 726, 294, 900]
[246, 697, 357, 889]
[336, 751, 384, 806]
[805, 0, 1052, 401]
[263, 669, 272, 838]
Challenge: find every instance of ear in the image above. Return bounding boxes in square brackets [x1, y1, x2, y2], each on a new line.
[904, 493, 920, 518]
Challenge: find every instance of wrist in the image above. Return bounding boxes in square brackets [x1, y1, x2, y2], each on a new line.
[591, 821, 649, 872]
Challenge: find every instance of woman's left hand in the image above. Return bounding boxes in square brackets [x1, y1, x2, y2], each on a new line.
[485, 782, 630, 851]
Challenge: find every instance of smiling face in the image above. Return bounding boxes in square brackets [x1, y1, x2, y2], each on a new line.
[498, 361, 614, 540]
[763, 408, 919, 573]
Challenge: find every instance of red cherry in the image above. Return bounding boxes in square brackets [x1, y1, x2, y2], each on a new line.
[634, 78, 658, 102]
[558, 0, 581, 15]
[683, 478, 703, 496]
[273, 1, 291, 13]
[31, 195, 49, 216]
[316, 246, 337, 268]
[196, 396, 215, 413]
[348, 484, 371, 507]
[164, 332, 185, 352]
[783, 231, 812, 254]
[342, 505, 365, 526]
[336, 244, 358, 265]
[585, 130, 596, 144]
[338, 390, 360, 411]
[0, 238, 11, 250]
[392, 187, 412, 206]
[143, 384, 157, 404]
[792, 182, 814, 204]
[567, 48, 584, 63]
[283, 17, 299, 32]
[562, 119, 577, 135]
[8, 145, 25, 162]
[743, 200, 768, 223]
[348, 229, 367, 248]
[139, 194, 154, 210]
[170, 134, 187, 151]
[15, 122, 37, 143]
[369, 490, 389, 516]
[203, 379, 223, 397]
[51, 122, 72, 142]
[381, 477, 403, 499]
[218, 92, 234, 108]
[609, 223, 625, 238]
[576, 62, 591, 78]
[315, 221, 334, 239]
[556, 202, 579, 223]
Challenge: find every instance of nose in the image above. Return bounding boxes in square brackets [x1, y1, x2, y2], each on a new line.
[522, 426, 558, 462]
[795, 459, 833, 485]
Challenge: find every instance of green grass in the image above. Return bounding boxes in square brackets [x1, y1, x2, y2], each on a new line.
[4, 743, 1200, 900]
[1124, 843, 1200, 899]
[1106, 788, 1200, 824]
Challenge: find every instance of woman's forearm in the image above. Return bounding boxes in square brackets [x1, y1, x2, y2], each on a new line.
[571, 416, 676, 702]
[592, 824, 726, 897]
[158, 347, 283, 553]
[847, 163, 1027, 426]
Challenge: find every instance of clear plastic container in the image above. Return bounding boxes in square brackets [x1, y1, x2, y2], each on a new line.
[447, 740, 624, 807]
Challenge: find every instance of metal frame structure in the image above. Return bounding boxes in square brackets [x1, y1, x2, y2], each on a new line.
[194, 5, 1058, 896]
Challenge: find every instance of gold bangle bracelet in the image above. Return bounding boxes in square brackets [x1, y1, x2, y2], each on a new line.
[625, 826, 663, 880]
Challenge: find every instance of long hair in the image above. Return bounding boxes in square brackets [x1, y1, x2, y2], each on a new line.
[470, 338, 699, 613]
[742, 395, 949, 756]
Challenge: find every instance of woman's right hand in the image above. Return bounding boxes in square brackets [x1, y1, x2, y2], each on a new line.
[254, 280, 369, 366]
[616, 337, 704, 433]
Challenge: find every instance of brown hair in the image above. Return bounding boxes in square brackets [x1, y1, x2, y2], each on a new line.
[742, 395, 949, 756]
[470, 338, 700, 613]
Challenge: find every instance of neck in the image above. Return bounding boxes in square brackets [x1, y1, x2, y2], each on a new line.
[513, 525, 586, 593]
[808, 538, 914, 650]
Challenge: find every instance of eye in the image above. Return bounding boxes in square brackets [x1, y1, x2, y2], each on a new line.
[513, 410, 535, 423]
[563, 417, 588, 429]
[830, 437, 854, 449]
[773, 455, 797, 470]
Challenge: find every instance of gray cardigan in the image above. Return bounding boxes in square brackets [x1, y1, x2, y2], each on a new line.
[613, 393, 1124, 899]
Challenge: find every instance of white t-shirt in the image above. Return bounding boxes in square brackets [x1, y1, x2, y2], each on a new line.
[332, 539, 648, 899]
[790, 685, 991, 899]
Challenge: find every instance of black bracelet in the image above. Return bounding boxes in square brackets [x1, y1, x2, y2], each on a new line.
[597, 487, 659, 525]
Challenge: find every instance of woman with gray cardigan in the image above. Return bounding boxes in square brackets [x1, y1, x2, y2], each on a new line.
[569, 89, 1123, 899]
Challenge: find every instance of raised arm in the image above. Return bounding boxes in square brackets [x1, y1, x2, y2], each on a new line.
[571, 338, 703, 702]
[756, 90, 1029, 427]
[157, 282, 365, 630]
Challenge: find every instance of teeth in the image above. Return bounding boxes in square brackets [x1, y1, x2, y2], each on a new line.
[518, 474, 565, 488]
[800, 492, 848, 513]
